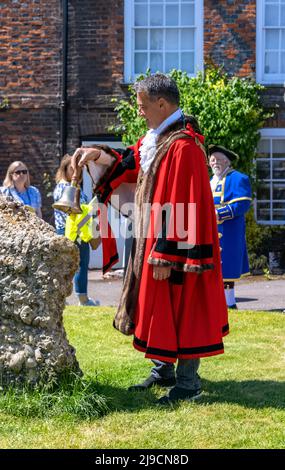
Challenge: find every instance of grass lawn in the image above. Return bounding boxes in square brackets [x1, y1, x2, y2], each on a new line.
[0, 307, 284, 449]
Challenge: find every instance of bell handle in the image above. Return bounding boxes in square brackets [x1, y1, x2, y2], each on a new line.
[70, 151, 83, 186]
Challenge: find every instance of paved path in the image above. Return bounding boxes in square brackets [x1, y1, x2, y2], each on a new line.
[67, 271, 285, 312]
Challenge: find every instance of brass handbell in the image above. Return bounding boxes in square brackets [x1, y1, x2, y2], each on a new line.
[52, 182, 82, 214]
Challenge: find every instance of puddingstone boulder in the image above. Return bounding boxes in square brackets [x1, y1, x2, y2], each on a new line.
[0, 195, 82, 386]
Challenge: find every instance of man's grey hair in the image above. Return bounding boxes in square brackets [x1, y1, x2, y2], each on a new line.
[133, 73, 180, 105]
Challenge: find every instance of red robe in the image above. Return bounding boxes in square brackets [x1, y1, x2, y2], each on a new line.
[96, 123, 229, 363]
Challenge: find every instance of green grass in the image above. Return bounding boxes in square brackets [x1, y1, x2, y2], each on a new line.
[0, 307, 284, 449]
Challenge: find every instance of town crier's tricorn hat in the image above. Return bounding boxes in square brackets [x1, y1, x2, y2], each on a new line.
[208, 144, 239, 162]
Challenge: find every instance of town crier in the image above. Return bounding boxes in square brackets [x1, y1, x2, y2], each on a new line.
[209, 145, 252, 310]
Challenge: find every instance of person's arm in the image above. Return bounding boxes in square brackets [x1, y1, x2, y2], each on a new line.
[216, 174, 252, 223]
[74, 143, 141, 203]
[33, 186, 42, 218]
[36, 207, 42, 218]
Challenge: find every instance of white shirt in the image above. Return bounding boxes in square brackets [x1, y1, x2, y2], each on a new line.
[210, 166, 231, 191]
[139, 108, 183, 173]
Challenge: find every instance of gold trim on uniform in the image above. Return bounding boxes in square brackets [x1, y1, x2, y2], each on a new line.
[223, 272, 251, 282]
[224, 197, 252, 204]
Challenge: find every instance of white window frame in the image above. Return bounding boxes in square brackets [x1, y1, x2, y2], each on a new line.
[256, 0, 285, 84]
[124, 0, 204, 82]
[255, 128, 285, 225]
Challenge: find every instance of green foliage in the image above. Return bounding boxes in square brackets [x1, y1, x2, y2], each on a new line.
[110, 66, 277, 265]
[246, 208, 285, 269]
[42, 172, 54, 199]
[0, 373, 109, 421]
[246, 208, 272, 257]
[109, 73, 148, 146]
[248, 253, 269, 274]
[0, 97, 8, 110]
[1, 309, 285, 448]
[110, 66, 273, 177]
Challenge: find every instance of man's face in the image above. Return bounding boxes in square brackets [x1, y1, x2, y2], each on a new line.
[136, 92, 164, 130]
[209, 152, 230, 176]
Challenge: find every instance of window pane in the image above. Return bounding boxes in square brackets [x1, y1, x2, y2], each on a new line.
[181, 51, 194, 73]
[150, 29, 163, 50]
[257, 160, 270, 179]
[257, 139, 270, 157]
[165, 52, 179, 72]
[181, 28, 194, 50]
[166, 29, 179, 50]
[166, 5, 179, 26]
[150, 5, 163, 26]
[281, 5, 285, 26]
[150, 52, 163, 72]
[257, 183, 270, 200]
[273, 160, 285, 179]
[265, 5, 279, 27]
[135, 53, 148, 74]
[281, 52, 285, 72]
[265, 30, 279, 49]
[273, 183, 285, 199]
[265, 51, 279, 73]
[282, 30, 285, 48]
[135, 29, 148, 50]
[273, 203, 285, 222]
[273, 139, 285, 157]
[256, 202, 271, 221]
[135, 5, 148, 26]
[273, 209, 285, 221]
[181, 4, 195, 26]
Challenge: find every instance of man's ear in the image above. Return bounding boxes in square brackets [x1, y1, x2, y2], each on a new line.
[158, 97, 166, 109]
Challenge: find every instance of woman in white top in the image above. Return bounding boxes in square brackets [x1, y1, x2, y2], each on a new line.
[1, 161, 42, 218]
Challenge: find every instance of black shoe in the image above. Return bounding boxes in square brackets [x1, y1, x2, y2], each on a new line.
[228, 304, 238, 310]
[157, 386, 202, 405]
[128, 375, 176, 391]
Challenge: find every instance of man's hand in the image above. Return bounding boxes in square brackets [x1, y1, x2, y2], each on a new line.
[71, 147, 102, 169]
[153, 265, 171, 280]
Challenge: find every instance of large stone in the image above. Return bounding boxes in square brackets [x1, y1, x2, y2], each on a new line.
[0, 195, 81, 386]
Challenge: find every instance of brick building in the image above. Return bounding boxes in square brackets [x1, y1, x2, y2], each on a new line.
[0, 0, 284, 225]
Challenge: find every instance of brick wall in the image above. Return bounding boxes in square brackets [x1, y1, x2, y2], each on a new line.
[204, 0, 283, 128]
[0, 0, 126, 221]
[204, 0, 256, 77]
[0, 0, 283, 219]
[66, 0, 125, 151]
[0, 0, 62, 221]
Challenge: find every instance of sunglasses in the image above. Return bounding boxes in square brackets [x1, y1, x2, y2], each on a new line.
[13, 169, 28, 175]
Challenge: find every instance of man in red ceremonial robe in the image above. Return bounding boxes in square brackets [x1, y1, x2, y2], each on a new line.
[74, 74, 229, 405]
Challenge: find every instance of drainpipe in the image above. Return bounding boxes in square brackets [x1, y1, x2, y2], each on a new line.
[60, 0, 68, 158]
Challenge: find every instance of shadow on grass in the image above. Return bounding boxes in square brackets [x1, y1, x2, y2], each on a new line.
[200, 379, 285, 410]
[92, 378, 285, 414]
[1, 376, 284, 421]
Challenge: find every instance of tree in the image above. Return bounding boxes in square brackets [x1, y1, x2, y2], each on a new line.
[110, 66, 279, 270]
[0, 97, 8, 111]
[110, 66, 273, 178]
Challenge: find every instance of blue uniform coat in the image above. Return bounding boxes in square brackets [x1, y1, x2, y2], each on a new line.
[211, 169, 252, 281]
